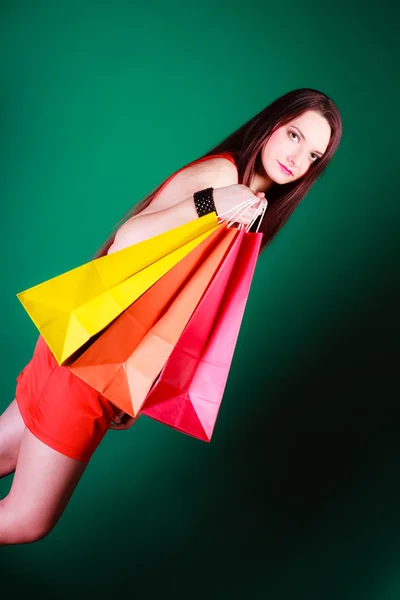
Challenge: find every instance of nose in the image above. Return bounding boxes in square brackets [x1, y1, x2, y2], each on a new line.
[288, 148, 307, 167]
[288, 148, 306, 168]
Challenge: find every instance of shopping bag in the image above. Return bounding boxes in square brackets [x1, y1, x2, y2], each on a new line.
[69, 222, 233, 400]
[70, 224, 239, 416]
[140, 229, 262, 441]
[17, 212, 219, 364]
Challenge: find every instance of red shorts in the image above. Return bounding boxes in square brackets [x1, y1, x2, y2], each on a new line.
[15, 336, 120, 463]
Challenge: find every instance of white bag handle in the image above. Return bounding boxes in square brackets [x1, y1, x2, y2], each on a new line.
[218, 196, 268, 233]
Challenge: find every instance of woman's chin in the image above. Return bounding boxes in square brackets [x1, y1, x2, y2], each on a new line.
[270, 171, 290, 185]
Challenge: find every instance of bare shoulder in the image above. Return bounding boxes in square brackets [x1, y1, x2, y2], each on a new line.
[185, 156, 239, 186]
[137, 156, 238, 216]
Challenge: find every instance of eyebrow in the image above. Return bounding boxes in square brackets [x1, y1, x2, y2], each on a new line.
[290, 125, 324, 157]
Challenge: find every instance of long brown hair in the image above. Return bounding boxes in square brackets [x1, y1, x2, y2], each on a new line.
[94, 88, 342, 258]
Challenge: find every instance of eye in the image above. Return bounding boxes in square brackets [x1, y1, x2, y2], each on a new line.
[289, 130, 320, 162]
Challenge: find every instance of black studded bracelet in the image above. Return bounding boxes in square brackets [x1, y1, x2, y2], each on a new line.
[193, 187, 218, 218]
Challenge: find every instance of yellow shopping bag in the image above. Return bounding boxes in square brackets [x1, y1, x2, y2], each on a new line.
[17, 212, 219, 365]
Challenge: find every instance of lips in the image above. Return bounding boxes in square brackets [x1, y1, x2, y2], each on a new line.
[277, 161, 293, 176]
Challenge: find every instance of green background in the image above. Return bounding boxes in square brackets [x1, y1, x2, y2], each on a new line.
[1, 1, 399, 598]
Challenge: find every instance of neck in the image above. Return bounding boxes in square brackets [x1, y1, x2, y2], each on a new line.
[247, 153, 275, 193]
[249, 171, 275, 194]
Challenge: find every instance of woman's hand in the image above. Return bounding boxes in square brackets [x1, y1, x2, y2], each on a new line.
[213, 184, 267, 226]
[109, 409, 139, 430]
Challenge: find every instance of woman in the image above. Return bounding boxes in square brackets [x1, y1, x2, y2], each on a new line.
[0, 88, 342, 545]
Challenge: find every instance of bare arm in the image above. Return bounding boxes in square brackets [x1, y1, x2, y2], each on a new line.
[107, 157, 239, 254]
[108, 194, 200, 253]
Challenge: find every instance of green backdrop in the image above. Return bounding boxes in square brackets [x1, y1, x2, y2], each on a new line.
[1, 1, 399, 598]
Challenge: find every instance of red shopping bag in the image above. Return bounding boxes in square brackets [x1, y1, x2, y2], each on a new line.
[141, 228, 262, 441]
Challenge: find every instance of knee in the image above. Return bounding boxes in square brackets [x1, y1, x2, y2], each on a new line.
[0, 500, 54, 545]
[17, 521, 54, 544]
[15, 514, 56, 544]
[2, 522, 53, 545]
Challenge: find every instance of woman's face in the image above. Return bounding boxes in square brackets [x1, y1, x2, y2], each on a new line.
[261, 110, 331, 184]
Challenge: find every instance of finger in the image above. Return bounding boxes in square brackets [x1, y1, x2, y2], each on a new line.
[110, 416, 125, 428]
[236, 210, 263, 225]
[110, 420, 131, 430]
[109, 420, 133, 430]
[111, 413, 139, 428]
[240, 210, 259, 221]
[109, 423, 121, 430]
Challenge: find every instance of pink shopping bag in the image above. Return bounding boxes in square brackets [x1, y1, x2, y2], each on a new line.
[141, 228, 262, 441]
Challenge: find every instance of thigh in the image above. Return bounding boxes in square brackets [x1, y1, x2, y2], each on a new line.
[0, 399, 26, 469]
[2, 427, 88, 540]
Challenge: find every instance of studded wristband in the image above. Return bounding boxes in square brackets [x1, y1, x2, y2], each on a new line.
[193, 187, 218, 218]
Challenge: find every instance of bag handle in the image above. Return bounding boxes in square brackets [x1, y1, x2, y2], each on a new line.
[217, 197, 268, 233]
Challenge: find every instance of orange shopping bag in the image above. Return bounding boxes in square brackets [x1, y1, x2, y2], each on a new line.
[70, 223, 239, 417]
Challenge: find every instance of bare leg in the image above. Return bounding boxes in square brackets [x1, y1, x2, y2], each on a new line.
[0, 399, 26, 479]
[0, 428, 88, 545]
